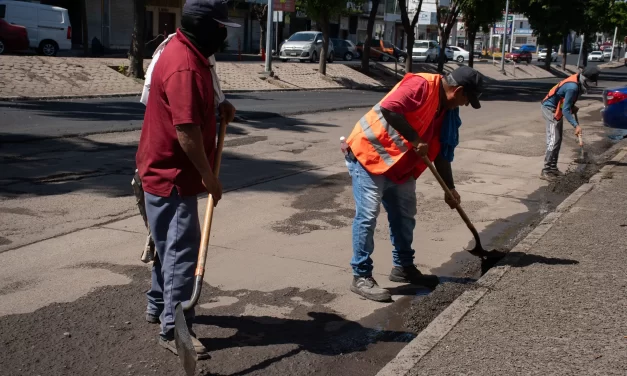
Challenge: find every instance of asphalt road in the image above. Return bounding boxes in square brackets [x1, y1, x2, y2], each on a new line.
[0, 90, 386, 141]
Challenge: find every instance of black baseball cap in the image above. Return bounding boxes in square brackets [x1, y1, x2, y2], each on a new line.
[447, 65, 484, 109]
[183, 0, 241, 28]
[582, 66, 600, 83]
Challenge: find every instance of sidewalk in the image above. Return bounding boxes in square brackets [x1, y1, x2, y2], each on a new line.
[378, 144, 627, 376]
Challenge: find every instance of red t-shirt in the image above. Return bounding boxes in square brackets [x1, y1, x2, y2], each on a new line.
[379, 75, 445, 184]
[136, 30, 216, 198]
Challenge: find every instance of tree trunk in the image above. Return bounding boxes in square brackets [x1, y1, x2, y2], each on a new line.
[405, 33, 415, 72]
[319, 14, 330, 75]
[562, 34, 568, 70]
[468, 28, 477, 68]
[81, 0, 89, 56]
[438, 26, 453, 73]
[543, 41, 552, 71]
[361, 0, 380, 74]
[128, 0, 145, 79]
[260, 23, 266, 54]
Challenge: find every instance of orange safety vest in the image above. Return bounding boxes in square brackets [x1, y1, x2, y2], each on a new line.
[347, 73, 442, 176]
[542, 73, 580, 121]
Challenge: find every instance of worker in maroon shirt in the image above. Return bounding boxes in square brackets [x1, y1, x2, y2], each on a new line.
[135, 0, 239, 358]
[345, 66, 484, 302]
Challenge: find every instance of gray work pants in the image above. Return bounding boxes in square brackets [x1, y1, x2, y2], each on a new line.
[144, 189, 200, 338]
[542, 105, 563, 172]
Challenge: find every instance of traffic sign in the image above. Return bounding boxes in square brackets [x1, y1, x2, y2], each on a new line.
[273, 0, 295, 12]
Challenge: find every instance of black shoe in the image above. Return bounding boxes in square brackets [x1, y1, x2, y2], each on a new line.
[350, 276, 392, 302]
[540, 170, 558, 181]
[158, 330, 210, 360]
[146, 313, 160, 324]
[389, 265, 440, 288]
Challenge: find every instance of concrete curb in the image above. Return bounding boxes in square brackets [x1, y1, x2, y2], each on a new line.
[375, 144, 627, 376]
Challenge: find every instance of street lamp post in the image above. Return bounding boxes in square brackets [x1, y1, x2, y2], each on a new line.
[610, 26, 618, 61]
[265, 0, 274, 73]
[499, 0, 510, 72]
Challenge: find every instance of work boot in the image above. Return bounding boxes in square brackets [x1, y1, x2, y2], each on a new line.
[145, 313, 160, 324]
[389, 265, 440, 288]
[550, 169, 565, 177]
[158, 329, 210, 360]
[540, 170, 558, 181]
[350, 276, 392, 302]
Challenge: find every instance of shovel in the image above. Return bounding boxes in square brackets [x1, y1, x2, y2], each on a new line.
[421, 155, 503, 261]
[174, 118, 227, 376]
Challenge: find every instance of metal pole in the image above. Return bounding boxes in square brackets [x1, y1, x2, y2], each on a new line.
[265, 0, 274, 73]
[509, 15, 515, 53]
[499, 0, 510, 72]
[576, 34, 584, 69]
[610, 26, 618, 61]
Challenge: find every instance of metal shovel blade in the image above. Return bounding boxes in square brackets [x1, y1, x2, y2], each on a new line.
[174, 302, 196, 376]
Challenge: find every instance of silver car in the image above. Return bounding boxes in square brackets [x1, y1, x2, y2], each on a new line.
[279, 31, 334, 63]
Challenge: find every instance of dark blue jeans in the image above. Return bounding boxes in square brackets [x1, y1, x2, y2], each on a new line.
[145, 189, 200, 338]
[346, 156, 417, 277]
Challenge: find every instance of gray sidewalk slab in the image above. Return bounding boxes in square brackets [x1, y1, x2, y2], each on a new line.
[380, 148, 627, 376]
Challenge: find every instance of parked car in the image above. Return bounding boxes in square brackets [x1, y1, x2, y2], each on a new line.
[331, 38, 358, 61]
[601, 86, 627, 129]
[412, 40, 439, 63]
[588, 51, 605, 62]
[0, 0, 72, 56]
[448, 46, 470, 63]
[538, 48, 558, 62]
[505, 48, 532, 63]
[0, 18, 28, 55]
[392, 45, 407, 63]
[443, 46, 454, 61]
[518, 44, 537, 53]
[279, 31, 334, 63]
[355, 39, 396, 61]
[602, 47, 612, 59]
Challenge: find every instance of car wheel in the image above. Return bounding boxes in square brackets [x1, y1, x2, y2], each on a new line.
[456, 55, 464, 63]
[381, 54, 390, 62]
[0, 39, 5, 55]
[310, 51, 318, 63]
[344, 52, 353, 61]
[399, 55, 406, 63]
[425, 55, 431, 63]
[327, 52, 334, 63]
[40, 41, 59, 57]
[39, 40, 59, 57]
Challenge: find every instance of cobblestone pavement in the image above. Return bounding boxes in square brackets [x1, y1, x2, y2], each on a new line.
[0, 56, 389, 100]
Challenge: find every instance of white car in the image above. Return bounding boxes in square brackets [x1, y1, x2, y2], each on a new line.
[412, 40, 439, 63]
[538, 48, 558, 62]
[588, 51, 605, 62]
[0, 0, 72, 56]
[602, 48, 612, 59]
[448, 46, 470, 63]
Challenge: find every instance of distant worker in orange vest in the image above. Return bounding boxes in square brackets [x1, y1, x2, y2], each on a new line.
[540, 66, 600, 180]
[344, 66, 485, 302]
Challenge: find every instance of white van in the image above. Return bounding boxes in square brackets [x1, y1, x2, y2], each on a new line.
[0, 0, 72, 56]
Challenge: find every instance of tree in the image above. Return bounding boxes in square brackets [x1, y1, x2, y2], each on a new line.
[251, 4, 268, 55]
[361, 0, 381, 74]
[398, 0, 423, 73]
[460, 0, 504, 67]
[299, 0, 364, 75]
[435, 0, 466, 72]
[128, 0, 145, 79]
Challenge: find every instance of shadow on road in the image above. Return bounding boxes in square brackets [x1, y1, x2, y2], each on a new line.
[195, 311, 411, 376]
[0, 113, 339, 199]
[0, 99, 146, 122]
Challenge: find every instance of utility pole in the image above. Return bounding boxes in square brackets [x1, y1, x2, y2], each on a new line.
[265, 0, 274, 73]
[576, 34, 584, 69]
[610, 26, 618, 61]
[499, 0, 510, 72]
[509, 14, 515, 53]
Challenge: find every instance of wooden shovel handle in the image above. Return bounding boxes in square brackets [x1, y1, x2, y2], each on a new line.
[194, 118, 228, 278]
[420, 155, 479, 233]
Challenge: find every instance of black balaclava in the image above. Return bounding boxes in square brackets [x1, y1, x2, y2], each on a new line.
[180, 11, 227, 58]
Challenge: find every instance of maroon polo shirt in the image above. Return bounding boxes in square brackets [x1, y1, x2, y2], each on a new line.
[136, 29, 216, 198]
